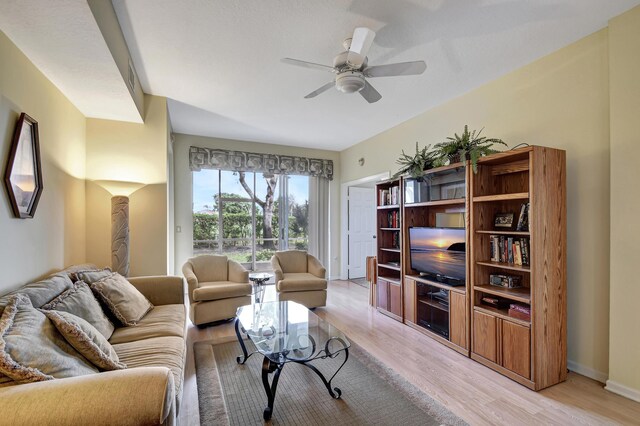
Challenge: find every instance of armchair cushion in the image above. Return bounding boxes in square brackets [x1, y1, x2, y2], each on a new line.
[277, 273, 328, 292]
[192, 282, 252, 302]
[274, 250, 308, 273]
[186, 255, 229, 283]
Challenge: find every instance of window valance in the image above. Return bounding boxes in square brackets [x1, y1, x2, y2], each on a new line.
[189, 146, 333, 180]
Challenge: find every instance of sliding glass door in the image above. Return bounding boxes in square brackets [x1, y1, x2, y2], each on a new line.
[192, 170, 308, 270]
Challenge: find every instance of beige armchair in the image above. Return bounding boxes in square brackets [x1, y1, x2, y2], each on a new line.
[182, 255, 252, 325]
[271, 250, 327, 308]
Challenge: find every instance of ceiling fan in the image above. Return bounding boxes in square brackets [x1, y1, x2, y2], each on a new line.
[281, 27, 426, 103]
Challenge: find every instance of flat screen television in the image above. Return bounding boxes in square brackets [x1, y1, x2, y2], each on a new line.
[408, 227, 466, 286]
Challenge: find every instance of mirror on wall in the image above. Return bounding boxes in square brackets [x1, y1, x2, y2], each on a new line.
[4, 113, 43, 218]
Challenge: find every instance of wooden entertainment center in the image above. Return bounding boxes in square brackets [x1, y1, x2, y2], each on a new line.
[374, 146, 566, 390]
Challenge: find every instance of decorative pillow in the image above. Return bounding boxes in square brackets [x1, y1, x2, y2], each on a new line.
[0, 294, 98, 383]
[0, 273, 74, 315]
[41, 281, 115, 339]
[42, 310, 126, 371]
[90, 273, 153, 326]
[74, 268, 112, 284]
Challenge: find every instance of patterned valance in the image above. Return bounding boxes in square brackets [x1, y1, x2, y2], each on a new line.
[189, 146, 334, 180]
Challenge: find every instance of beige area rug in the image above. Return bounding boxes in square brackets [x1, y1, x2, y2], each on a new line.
[194, 337, 466, 426]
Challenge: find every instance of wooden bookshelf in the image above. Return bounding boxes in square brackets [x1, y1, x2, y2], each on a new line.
[470, 146, 566, 391]
[375, 178, 403, 321]
[371, 146, 566, 391]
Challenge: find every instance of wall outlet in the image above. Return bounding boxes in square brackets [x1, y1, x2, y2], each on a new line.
[176, 226, 182, 233]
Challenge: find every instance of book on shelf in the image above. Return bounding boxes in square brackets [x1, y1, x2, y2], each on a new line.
[386, 211, 400, 228]
[490, 235, 530, 266]
[378, 185, 400, 206]
[516, 202, 530, 231]
[391, 231, 400, 249]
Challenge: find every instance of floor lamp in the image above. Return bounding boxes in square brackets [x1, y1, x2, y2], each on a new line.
[95, 180, 143, 277]
[111, 195, 130, 276]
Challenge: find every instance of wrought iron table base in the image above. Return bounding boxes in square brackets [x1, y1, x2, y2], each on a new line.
[234, 318, 349, 420]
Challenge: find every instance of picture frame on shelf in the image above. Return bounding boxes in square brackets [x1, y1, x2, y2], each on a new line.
[494, 212, 515, 229]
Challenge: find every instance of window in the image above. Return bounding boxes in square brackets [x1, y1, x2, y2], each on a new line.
[192, 170, 309, 270]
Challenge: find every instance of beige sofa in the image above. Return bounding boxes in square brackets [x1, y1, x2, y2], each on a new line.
[0, 267, 187, 426]
[182, 255, 252, 325]
[271, 250, 327, 308]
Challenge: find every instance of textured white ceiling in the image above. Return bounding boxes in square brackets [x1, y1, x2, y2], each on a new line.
[0, 0, 141, 123]
[113, 0, 640, 150]
[3, 1, 639, 149]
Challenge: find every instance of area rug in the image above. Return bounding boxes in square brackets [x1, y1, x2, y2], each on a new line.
[349, 277, 370, 289]
[194, 337, 466, 425]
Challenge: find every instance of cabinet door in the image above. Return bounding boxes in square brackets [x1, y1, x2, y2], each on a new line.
[389, 282, 402, 317]
[377, 279, 389, 310]
[502, 321, 531, 379]
[449, 292, 467, 349]
[473, 310, 497, 363]
[403, 278, 416, 323]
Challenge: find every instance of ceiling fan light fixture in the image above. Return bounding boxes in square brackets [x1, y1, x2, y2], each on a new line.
[335, 71, 365, 93]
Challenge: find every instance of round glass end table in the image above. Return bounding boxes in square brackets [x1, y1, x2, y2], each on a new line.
[249, 272, 273, 303]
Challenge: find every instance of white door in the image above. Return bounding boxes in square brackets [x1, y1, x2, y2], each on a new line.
[348, 187, 376, 278]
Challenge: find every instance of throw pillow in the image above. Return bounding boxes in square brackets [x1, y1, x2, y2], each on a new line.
[42, 310, 126, 371]
[0, 294, 98, 383]
[74, 268, 112, 284]
[41, 281, 115, 340]
[90, 273, 153, 326]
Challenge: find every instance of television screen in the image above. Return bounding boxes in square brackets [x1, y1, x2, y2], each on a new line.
[409, 227, 466, 285]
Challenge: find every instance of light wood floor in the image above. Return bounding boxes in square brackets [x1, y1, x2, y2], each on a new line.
[179, 281, 640, 425]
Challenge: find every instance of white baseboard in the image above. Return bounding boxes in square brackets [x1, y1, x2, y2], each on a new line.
[605, 380, 640, 402]
[567, 359, 608, 383]
[329, 275, 342, 281]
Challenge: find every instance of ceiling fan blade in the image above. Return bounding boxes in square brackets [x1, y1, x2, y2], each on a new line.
[347, 27, 375, 68]
[359, 80, 382, 103]
[304, 81, 336, 99]
[364, 61, 427, 78]
[281, 58, 336, 73]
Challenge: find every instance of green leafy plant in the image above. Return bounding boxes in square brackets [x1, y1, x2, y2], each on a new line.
[434, 125, 507, 172]
[392, 142, 441, 180]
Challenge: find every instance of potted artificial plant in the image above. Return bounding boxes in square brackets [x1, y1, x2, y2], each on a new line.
[392, 143, 441, 181]
[434, 125, 507, 172]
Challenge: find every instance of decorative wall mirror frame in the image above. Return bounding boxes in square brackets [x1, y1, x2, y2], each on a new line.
[4, 113, 43, 218]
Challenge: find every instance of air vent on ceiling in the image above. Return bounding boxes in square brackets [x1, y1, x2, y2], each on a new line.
[127, 58, 135, 92]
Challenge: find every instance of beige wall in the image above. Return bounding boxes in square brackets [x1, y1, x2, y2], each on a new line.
[607, 5, 640, 400]
[341, 30, 611, 379]
[85, 95, 168, 276]
[0, 31, 86, 293]
[173, 134, 340, 276]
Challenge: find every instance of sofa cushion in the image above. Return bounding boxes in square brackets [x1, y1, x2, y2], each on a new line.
[91, 273, 153, 326]
[109, 305, 186, 345]
[0, 273, 74, 315]
[41, 281, 114, 340]
[43, 310, 126, 371]
[0, 295, 98, 383]
[187, 255, 229, 282]
[74, 268, 112, 284]
[275, 250, 308, 273]
[192, 281, 252, 302]
[112, 336, 185, 410]
[278, 273, 328, 292]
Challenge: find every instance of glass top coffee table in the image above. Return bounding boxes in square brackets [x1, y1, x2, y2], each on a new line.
[234, 301, 350, 421]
